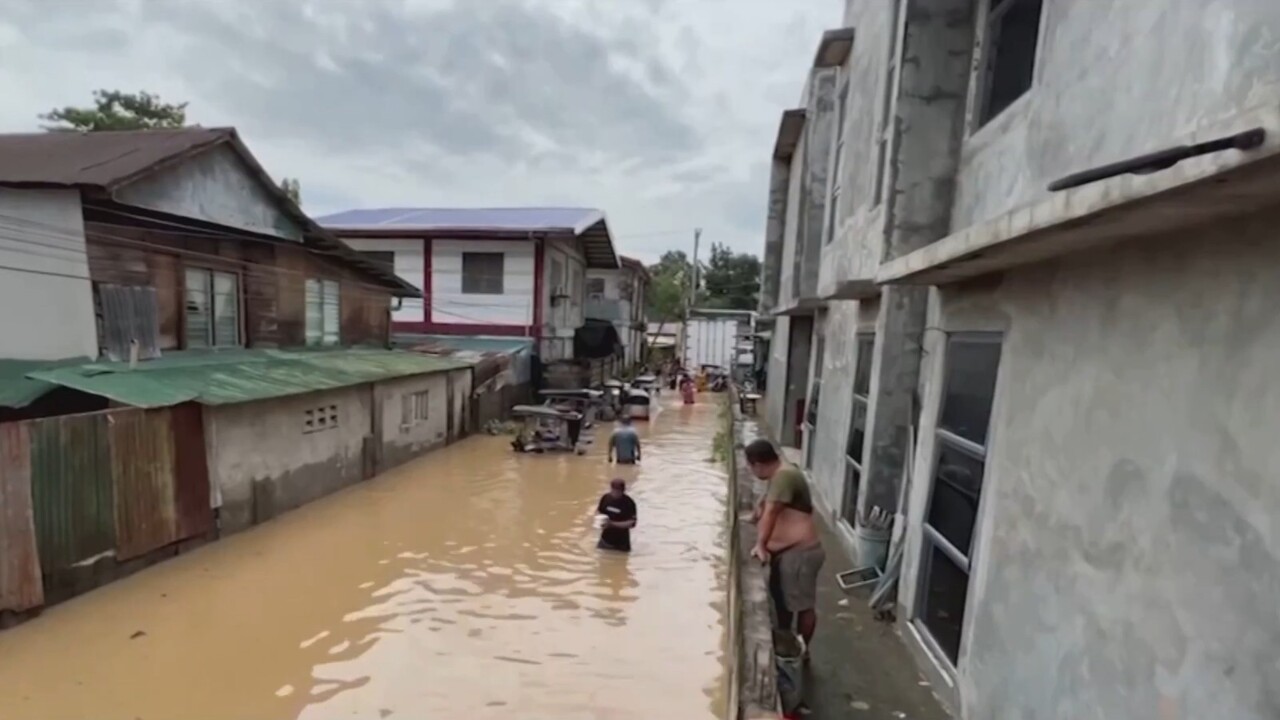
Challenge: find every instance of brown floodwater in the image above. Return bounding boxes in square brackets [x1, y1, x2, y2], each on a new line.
[0, 397, 730, 720]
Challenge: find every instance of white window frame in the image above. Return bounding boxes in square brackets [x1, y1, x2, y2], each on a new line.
[184, 267, 241, 349]
[401, 390, 430, 430]
[826, 73, 849, 246]
[305, 278, 341, 347]
[912, 332, 1002, 669]
[874, 0, 907, 206]
[842, 332, 875, 525]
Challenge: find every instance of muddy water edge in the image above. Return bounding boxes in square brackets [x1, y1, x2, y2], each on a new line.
[0, 395, 731, 720]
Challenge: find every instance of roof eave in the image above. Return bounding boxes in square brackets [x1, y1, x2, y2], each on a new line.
[813, 27, 855, 69]
[773, 109, 807, 161]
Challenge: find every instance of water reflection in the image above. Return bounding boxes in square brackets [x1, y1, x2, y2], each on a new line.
[0, 396, 728, 720]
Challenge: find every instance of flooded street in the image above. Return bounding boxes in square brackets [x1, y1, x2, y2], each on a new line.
[0, 396, 729, 720]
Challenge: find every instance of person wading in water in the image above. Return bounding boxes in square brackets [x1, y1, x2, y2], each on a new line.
[745, 439, 825, 662]
[596, 479, 638, 552]
[608, 416, 642, 465]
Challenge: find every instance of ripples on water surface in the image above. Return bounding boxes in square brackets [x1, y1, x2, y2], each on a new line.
[0, 397, 730, 720]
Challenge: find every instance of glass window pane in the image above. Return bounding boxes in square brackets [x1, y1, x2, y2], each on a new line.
[921, 542, 969, 664]
[846, 397, 866, 460]
[841, 459, 861, 525]
[211, 272, 239, 347]
[305, 279, 323, 346]
[806, 380, 821, 425]
[322, 280, 340, 346]
[938, 336, 1002, 445]
[926, 441, 985, 554]
[184, 269, 210, 348]
[853, 334, 875, 396]
[463, 252, 505, 295]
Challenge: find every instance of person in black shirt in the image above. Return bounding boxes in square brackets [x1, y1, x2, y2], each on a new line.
[596, 479, 637, 552]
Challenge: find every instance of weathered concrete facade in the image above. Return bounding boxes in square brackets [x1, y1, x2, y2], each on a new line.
[208, 369, 472, 533]
[757, 0, 1280, 716]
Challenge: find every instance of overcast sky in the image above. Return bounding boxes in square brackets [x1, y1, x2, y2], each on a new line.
[0, 0, 836, 264]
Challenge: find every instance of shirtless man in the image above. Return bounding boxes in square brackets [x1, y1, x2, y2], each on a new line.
[745, 439, 825, 658]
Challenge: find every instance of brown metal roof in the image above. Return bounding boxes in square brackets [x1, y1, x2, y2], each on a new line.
[0, 127, 231, 189]
[0, 127, 421, 298]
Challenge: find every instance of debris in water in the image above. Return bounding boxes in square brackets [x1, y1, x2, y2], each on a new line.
[275, 685, 294, 698]
[129, 631, 146, 640]
[851, 700, 871, 710]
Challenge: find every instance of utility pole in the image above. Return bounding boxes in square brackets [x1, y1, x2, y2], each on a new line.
[681, 228, 701, 367]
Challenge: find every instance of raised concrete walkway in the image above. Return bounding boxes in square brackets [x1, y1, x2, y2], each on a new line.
[732, 400, 949, 719]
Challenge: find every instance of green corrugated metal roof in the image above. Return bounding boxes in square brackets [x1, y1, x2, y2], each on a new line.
[24, 348, 471, 409]
[0, 357, 94, 409]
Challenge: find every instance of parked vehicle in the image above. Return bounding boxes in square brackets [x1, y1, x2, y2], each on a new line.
[633, 373, 659, 396]
[601, 379, 626, 421]
[624, 388, 652, 420]
[538, 389, 604, 428]
[511, 405, 587, 454]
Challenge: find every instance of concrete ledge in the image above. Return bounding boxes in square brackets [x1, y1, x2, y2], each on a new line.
[878, 102, 1280, 286]
[726, 390, 780, 719]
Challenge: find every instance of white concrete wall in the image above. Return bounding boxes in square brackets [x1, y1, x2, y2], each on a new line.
[340, 237, 424, 323]
[951, 0, 1280, 232]
[375, 372, 452, 469]
[0, 188, 98, 360]
[115, 144, 304, 242]
[900, 209, 1280, 719]
[432, 239, 534, 327]
[542, 237, 586, 361]
[206, 385, 372, 532]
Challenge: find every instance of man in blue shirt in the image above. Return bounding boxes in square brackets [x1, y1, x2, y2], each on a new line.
[608, 416, 642, 465]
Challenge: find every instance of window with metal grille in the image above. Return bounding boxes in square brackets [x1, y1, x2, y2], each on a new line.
[842, 333, 875, 525]
[97, 283, 162, 361]
[462, 252, 505, 295]
[184, 268, 240, 349]
[975, 0, 1044, 127]
[305, 279, 341, 347]
[916, 333, 1002, 665]
[586, 277, 606, 301]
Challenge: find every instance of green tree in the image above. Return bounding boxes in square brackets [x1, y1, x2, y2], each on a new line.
[700, 242, 760, 311]
[646, 250, 693, 322]
[279, 177, 302, 205]
[40, 90, 188, 132]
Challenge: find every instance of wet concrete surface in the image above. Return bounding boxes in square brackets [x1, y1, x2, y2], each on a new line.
[804, 516, 950, 720]
[0, 397, 730, 720]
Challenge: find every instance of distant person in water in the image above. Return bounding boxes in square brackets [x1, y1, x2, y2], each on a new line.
[597, 479, 637, 552]
[608, 416, 642, 465]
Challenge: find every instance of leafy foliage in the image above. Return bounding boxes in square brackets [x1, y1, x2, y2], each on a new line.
[645, 250, 693, 322]
[40, 90, 187, 132]
[700, 242, 760, 311]
[279, 177, 302, 205]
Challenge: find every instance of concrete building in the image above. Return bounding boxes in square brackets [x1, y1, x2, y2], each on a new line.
[585, 255, 649, 370]
[320, 208, 621, 362]
[759, 2, 1280, 718]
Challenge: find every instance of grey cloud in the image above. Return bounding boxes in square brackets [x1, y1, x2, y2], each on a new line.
[126, 0, 700, 167]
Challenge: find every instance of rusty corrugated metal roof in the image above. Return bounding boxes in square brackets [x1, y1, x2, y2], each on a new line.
[109, 408, 179, 561]
[0, 423, 44, 613]
[0, 127, 421, 298]
[0, 128, 230, 189]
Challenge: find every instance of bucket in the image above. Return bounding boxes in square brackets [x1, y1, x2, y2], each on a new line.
[774, 629, 804, 715]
